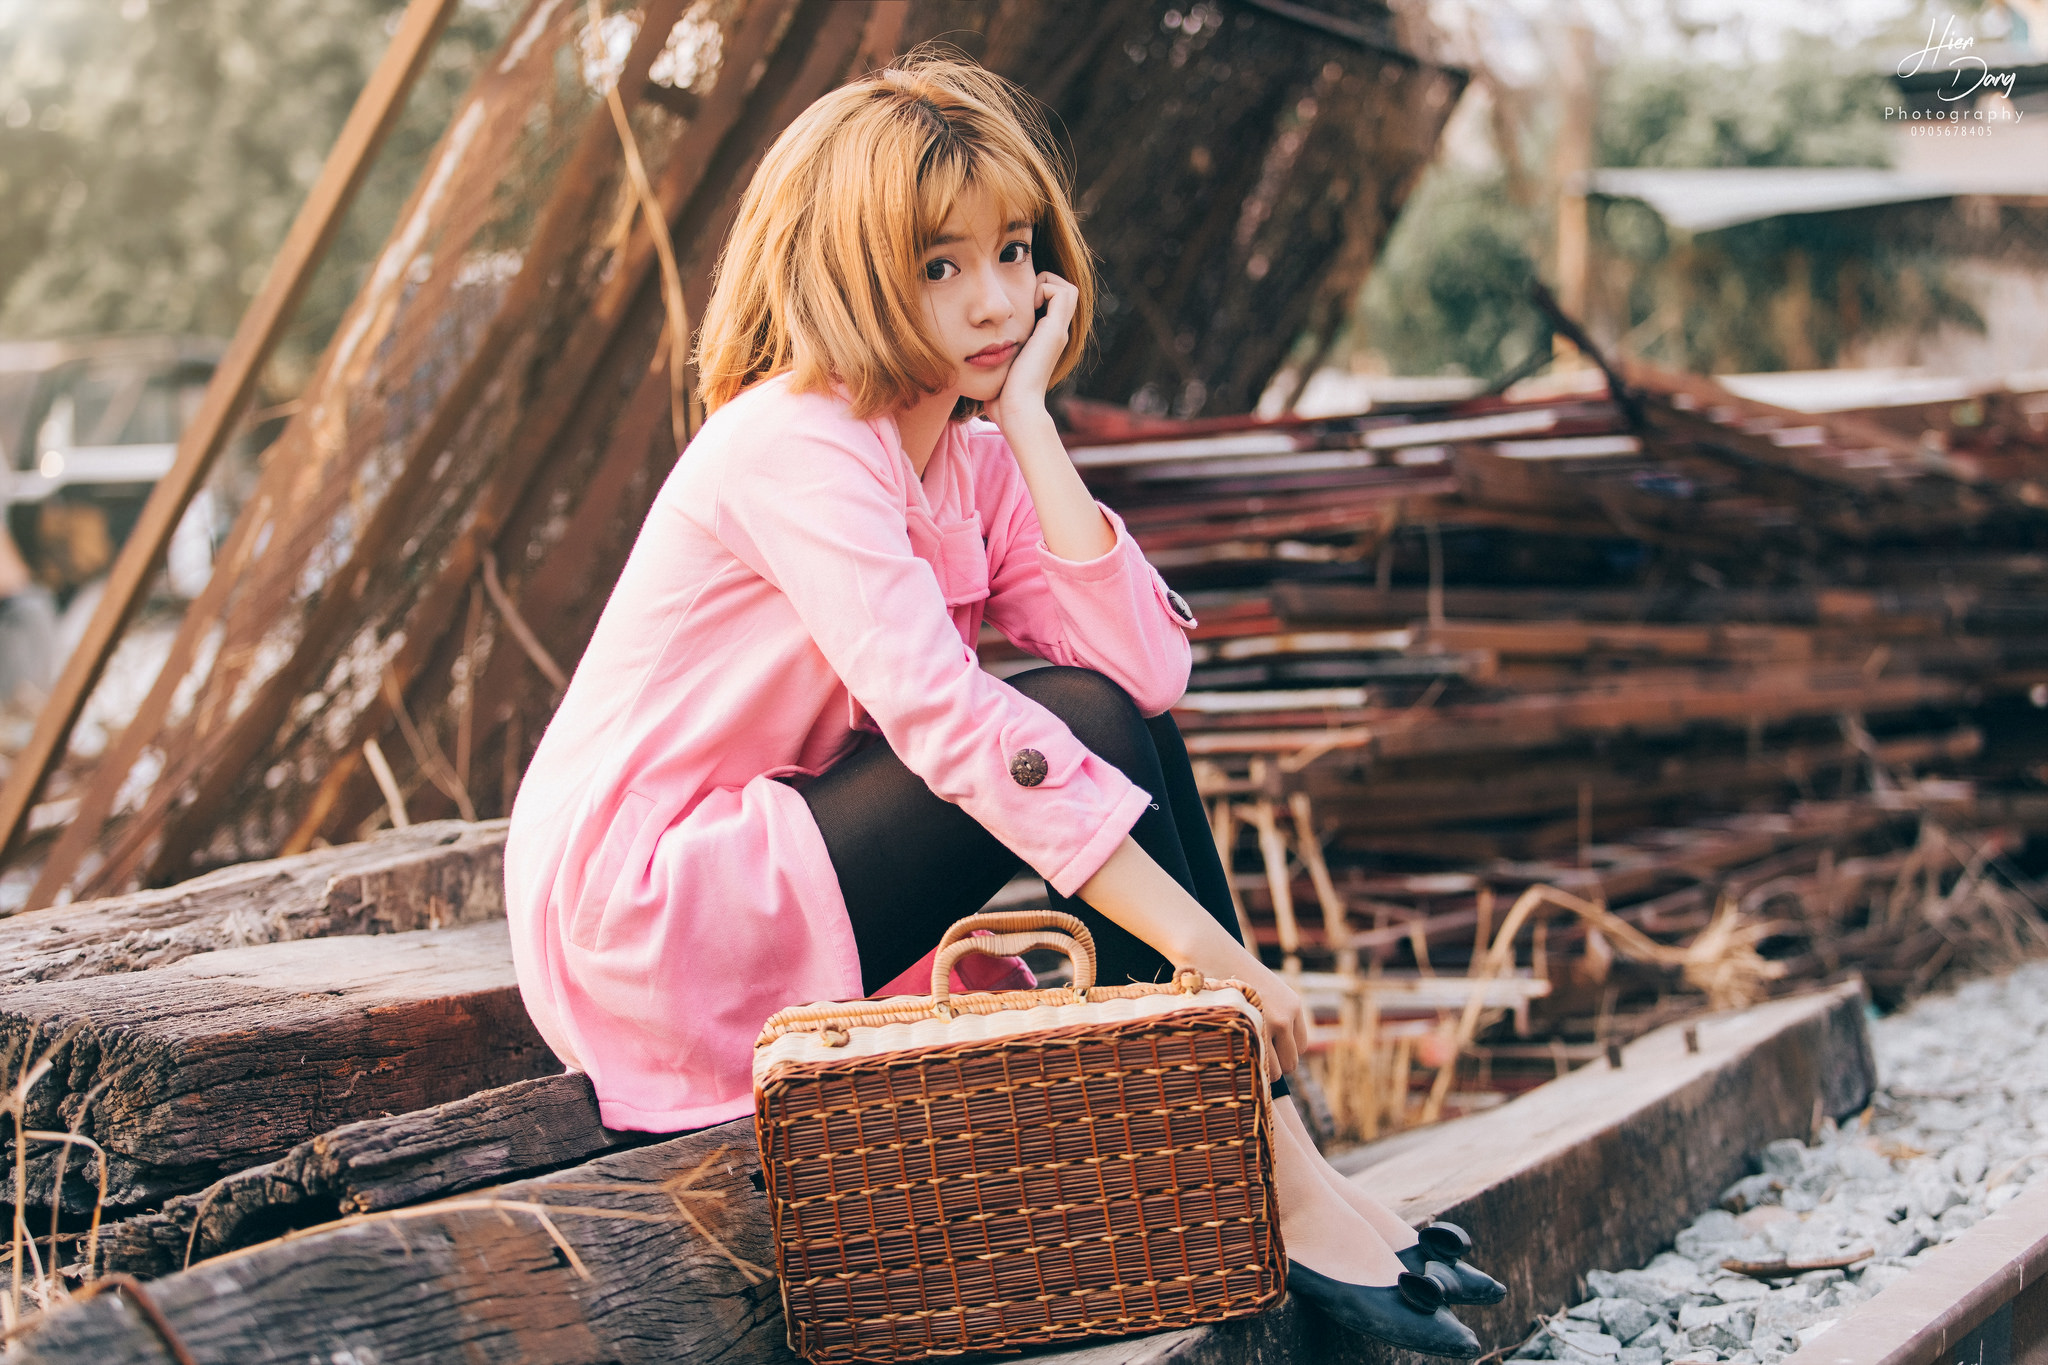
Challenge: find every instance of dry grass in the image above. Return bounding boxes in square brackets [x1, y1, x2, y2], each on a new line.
[2, 1024, 108, 1336]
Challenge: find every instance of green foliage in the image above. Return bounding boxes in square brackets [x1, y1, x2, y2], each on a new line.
[1595, 58, 1893, 170]
[1358, 164, 1546, 379]
[0, 0, 513, 389]
[1593, 196, 1984, 375]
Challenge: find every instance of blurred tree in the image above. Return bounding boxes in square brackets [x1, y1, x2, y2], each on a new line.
[1595, 57, 1891, 169]
[1358, 164, 1544, 378]
[1587, 52, 1981, 374]
[0, 0, 514, 392]
[1356, 24, 1989, 378]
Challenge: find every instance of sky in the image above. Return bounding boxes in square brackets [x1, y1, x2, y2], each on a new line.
[1432, 0, 1977, 82]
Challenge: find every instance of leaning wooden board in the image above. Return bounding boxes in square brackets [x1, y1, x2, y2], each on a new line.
[2, 919, 554, 1209]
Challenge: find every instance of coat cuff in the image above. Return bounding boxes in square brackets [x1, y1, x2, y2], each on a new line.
[1043, 780, 1152, 898]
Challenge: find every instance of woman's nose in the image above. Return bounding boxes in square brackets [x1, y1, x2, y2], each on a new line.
[968, 266, 1012, 324]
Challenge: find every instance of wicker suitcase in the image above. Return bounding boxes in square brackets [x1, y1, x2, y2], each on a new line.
[753, 910, 1287, 1363]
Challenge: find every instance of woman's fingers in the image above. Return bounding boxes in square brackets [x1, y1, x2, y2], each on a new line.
[1272, 1005, 1301, 1075]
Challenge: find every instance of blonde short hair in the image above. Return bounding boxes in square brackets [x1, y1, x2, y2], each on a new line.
[695, 49, 1094, 421]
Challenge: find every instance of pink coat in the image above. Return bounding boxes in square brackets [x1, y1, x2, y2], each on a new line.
[503, 373, 1196, 1131]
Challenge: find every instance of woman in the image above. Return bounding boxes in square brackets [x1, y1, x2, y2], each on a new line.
[504, 50, 1499, 1357]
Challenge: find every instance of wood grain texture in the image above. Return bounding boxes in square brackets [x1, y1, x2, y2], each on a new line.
[101, 1071, 620, 1277]
[3, 919, 554, 1209]
[16, 1120, 789, 1365]
[0, 819, 505, 988]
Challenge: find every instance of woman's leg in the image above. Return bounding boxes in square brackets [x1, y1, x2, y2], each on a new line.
[1004, 668, 1244, 984]
[798, 730, 1027, 995]
[1125, 698, 1425, 1255]
[799, 665, 1239, 992]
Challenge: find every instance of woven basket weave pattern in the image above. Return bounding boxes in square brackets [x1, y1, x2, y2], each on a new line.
[758, 1008, 1284, 1362]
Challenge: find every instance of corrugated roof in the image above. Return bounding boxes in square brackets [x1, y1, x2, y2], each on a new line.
[1588, 166, 2048, 233]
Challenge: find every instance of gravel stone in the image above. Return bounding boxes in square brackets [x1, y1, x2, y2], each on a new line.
[1552, 1325, 1622, 1359]
[1588, 1268, 1687, 1313]
[1720, 1173, 1784, 1210]
[1528, 963, 2048, 1361]
[1795, 1319, 1840, 1347]
[1630, 1322, 1682, 1355]
[1706, 1275, 1768, 1302]
[1759, 1140, 1808, 1179]
[1944, 1144, 1989, 1187]
[1600, 1297, 1658, 1344]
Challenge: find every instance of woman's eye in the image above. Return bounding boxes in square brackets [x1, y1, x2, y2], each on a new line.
[1000, 241, 1031, 265]
[924, 259, 957, 282]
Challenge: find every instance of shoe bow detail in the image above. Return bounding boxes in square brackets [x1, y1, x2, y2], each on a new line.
[1418, 1220, 1474, 1262]
[1396, 1269, 1447, 1314]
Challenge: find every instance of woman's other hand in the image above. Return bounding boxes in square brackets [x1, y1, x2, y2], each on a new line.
[1235, 954, 1308, 1077]
[1188, 941, 1305, 1077]
[988, 271, 1078, 437]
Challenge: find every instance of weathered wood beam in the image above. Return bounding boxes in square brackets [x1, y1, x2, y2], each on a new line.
[42, 0, 596, 903]
[306, 0, 874, 845]
[2, 920, 554, 1209]
[0, 820, 505, 989]
[101, 1071, 619, 1277]
[18, 1118, 784, 1364]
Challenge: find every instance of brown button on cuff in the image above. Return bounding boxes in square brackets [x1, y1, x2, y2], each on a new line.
[1008, 748, 1049, 787]
[1165, 588, 1195, 624]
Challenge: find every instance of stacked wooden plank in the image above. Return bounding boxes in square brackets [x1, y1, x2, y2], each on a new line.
[1003, 364, 2048, 1131]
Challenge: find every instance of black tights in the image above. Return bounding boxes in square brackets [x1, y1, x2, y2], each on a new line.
[800, 667, 1247, 995]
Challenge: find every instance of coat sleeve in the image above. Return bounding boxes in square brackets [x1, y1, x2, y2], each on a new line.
[977, 433, 1196, 716]
[708, 416, 1153, 897]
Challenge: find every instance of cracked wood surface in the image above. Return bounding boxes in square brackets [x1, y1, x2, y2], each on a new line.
[101, 1071, 623, 1277]
[0, 819, 506, 988]
[2, 919, 555, 1209]
[18, 1119, 788, 1365]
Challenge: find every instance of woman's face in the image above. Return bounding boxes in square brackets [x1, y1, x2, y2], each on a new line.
[918, 186, 1038, 406]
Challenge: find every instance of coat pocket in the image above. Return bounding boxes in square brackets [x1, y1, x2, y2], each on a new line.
[907, 508, 990, 608]
[567, 791, 660, 951]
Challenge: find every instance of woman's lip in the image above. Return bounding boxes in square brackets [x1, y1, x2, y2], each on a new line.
[966, 342, 1017, 368]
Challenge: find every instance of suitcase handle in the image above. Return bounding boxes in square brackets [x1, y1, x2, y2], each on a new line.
[934, 909, 1096, 963]
[931, 914, 1098, 1002]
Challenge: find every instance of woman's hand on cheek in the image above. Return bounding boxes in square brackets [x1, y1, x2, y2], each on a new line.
[988, 272, 1077, 437]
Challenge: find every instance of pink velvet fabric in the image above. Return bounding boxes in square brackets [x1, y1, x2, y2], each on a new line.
[503, 373, 1195, 1131]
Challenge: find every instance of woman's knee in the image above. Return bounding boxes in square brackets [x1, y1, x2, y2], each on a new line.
[1010, 667, 1149, 768]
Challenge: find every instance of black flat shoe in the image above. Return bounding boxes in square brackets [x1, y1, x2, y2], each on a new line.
[1395, 1221, 1507, 1306]
[1287, 1260, 1481, 1358]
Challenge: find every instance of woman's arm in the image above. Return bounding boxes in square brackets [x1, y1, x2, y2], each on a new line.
[1079, 836, 1308, 1075]
[987, 273, 1112, 564]
[1000, 409, 1113, 562]
[978, 273, 1194, 713]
